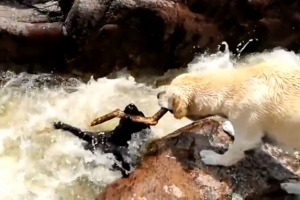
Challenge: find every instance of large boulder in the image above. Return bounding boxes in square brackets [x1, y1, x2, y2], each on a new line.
[98, 118, 300, 199]
[1, 0, 300, 77]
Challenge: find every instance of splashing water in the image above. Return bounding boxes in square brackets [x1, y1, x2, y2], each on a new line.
[0, 44, 299, 200]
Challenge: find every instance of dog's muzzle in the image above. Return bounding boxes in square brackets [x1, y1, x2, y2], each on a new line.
[156, 91, 173, 113]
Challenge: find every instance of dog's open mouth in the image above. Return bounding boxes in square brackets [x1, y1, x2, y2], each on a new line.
[159, 106, 173, 114]
[166, 109, 173, 114]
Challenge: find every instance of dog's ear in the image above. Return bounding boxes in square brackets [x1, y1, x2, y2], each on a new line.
[172, 94, 188, 119]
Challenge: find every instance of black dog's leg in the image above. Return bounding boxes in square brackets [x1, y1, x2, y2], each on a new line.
[53, 121, 97, 143]
[102, 143, 131, 177]
[111, 151, 131, 178]
[111, 162, 129, 177]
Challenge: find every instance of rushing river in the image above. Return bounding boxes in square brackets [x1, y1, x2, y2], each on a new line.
[0, 44, 299, 200]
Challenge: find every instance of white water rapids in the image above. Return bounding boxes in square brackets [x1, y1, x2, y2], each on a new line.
[0, 44, 299, 200]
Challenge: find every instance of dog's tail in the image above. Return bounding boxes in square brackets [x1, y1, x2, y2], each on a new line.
[53, 121, 96, 143]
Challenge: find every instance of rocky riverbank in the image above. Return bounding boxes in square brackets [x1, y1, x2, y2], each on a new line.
[1, 0, 300, 78]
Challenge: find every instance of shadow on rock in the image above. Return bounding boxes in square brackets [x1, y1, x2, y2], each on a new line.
[99, 118, 300, 200]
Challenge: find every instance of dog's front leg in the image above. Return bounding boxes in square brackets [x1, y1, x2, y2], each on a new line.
[53, 121, 96, 143]
[200, 126, 262, 167]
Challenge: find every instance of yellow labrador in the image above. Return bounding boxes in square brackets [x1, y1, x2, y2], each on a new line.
[157, 63, 300, 195]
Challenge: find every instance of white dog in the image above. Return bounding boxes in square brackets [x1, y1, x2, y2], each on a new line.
[157, 63, 300, 195]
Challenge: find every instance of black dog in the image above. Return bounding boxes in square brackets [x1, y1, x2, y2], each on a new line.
[53, 103, 151, 177]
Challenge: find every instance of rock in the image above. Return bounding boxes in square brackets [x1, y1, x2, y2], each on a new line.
[1, 0, 300, 77]
[98, 118, 300, 199]
[0, 0, 65, 74]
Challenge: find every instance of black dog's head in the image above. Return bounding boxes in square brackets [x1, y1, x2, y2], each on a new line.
[107, 103, 151, 146]
[123, 103, 140, 114]
[122, 103, 150, 130]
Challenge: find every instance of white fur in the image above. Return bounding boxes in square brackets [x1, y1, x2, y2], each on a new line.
[157, 63, 300, 195]
[281, 183, 300, 195]
[222, 120, 235, 137]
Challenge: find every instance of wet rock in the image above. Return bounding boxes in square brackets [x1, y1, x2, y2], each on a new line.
[1, 0, 300, 77]
[0, 0, 64, 73]
[98, 118, 300, 200]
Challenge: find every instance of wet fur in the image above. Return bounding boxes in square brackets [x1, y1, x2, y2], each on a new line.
[53, 103, 150, 177]
[157, 63, 300, 195]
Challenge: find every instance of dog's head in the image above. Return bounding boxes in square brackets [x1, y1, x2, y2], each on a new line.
[123, 103, 141, 115]
[118, 103, 150, 133]
[157, 87, 189, 119]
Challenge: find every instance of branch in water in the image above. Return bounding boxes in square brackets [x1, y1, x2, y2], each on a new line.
[90, 108, 169, 126]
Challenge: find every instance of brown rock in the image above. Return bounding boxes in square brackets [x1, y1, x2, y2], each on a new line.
[1, 0, 300, 77]
[0, 0, 65, 73]
[98, 118, 300, 200]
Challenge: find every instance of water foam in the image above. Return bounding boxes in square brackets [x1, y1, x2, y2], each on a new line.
[0, 45, 298, 199]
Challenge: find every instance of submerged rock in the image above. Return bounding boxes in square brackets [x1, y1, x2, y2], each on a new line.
[1, 0, 300, 77]
[98, 118, 300, 199]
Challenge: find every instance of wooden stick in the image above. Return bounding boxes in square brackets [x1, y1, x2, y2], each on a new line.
[90, 108, 169, 126]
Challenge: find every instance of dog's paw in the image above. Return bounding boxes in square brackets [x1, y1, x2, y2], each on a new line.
[281, 182, 300, 195]
[200, 150, 222, 166]
[53, 121, 63, 129]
